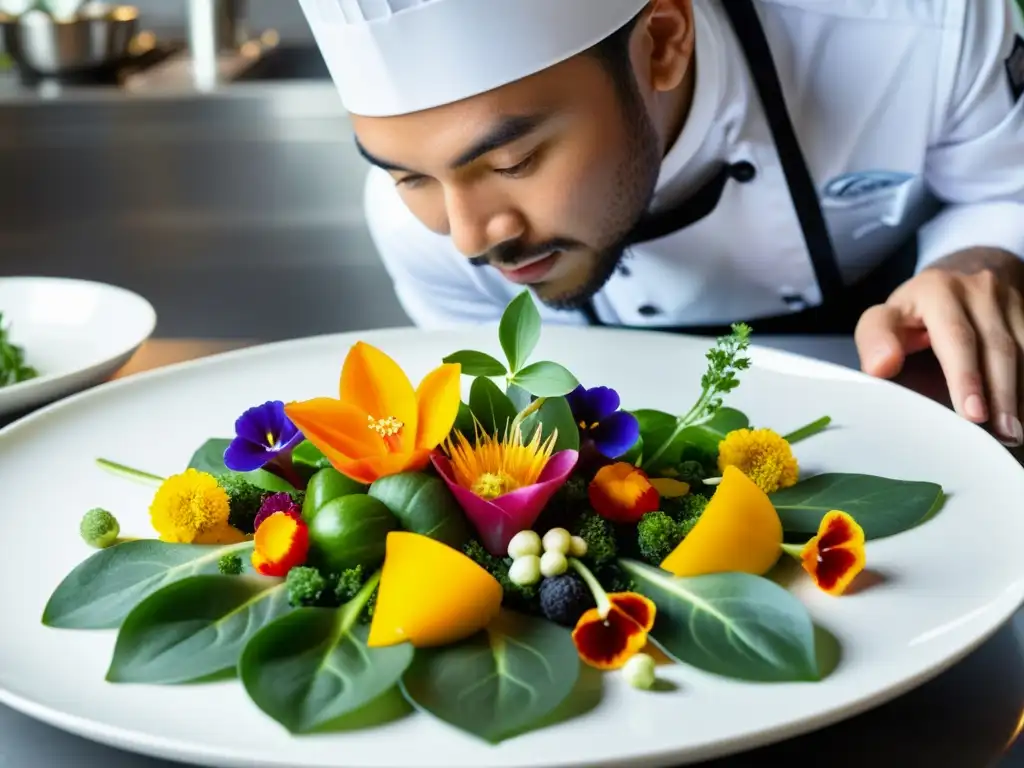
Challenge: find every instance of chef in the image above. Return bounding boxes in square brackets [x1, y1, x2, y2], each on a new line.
[297, 0, 1024, 445]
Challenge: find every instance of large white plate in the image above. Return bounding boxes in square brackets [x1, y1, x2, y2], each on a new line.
[0, 276, 157, 417]
[1, 326, 1022, 768]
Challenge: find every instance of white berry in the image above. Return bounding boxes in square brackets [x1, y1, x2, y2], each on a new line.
[542, 527, 572, 554]
[622, 653, 657, 690]
[569, 535, 588, 557]
[509, 555, 541, 586]
[540, 550, 568, 578]
[507, 530, 542, 559]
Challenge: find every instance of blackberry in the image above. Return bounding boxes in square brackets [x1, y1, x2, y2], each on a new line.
[539, 574, 595, 627]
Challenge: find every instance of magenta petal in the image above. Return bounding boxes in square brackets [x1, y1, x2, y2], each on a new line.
[431, 450, 579, 556]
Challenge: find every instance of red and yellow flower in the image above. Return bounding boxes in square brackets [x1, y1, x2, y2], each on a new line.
[252, 510, 310, 577]
[284, 341, 461, 484]
[587, 462, 660, 524]
[783, 510, 866, 596]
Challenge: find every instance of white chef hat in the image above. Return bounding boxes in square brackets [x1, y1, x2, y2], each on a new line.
[297, 0, 651, 117]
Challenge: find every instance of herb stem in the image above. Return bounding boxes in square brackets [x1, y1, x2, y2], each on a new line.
[782, 416, 831, 444]
[569, 557, 611, 616]
[95, 458, 165, 485]
[510, 396, 547, 435]
[780, 543, 806, 560]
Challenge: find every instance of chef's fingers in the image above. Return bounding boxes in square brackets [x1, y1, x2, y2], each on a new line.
[854, 304, 930, 379]
[962, 275, 1021, 445]
[918, 280, 987, 423]
[1004, 287, 1024, 445]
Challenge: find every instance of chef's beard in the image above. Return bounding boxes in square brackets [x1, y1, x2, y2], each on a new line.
[471, 74, 663, 312]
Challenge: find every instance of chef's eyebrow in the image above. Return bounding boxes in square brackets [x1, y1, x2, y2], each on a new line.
[354, 113, 549, 174]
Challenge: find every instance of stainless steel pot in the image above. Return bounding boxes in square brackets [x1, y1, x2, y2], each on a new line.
[0, 4, 139, 77]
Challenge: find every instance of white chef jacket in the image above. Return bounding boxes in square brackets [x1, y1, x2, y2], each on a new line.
[361, 0, 1024, 329]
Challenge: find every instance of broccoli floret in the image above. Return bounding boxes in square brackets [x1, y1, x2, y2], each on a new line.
[539, 574, 595, 627]
[662, 494, 709, 530]
[570, 511, 617, 565]
[592, 562, 635, 594]
[286, 566, 328, 607]
[561, 474, 589, 506]
[218, 553, 244, 575]
[217, 473, 268, 535]
[636, 511, 686, 564]
[333, 565, 365, 604]
[79, 508, 120, 549]
[675, 460, 711, 488]
[463, 540, 541, 614]
[358, 586, 378, 625]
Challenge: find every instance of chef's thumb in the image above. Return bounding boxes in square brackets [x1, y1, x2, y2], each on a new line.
[854, 304, 907, 379]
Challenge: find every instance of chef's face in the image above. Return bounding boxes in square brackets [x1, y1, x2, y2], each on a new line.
[350, 1, 695, 309]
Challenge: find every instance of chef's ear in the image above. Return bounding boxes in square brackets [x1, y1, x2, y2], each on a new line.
[636, 0, 695, 93]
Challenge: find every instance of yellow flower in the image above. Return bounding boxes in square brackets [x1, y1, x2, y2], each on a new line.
[716, 428, 798, 494]
[445, 424, 556, 500]
[149, 468, 245, 544]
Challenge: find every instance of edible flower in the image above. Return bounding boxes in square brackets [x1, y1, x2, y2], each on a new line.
[284, 341, 461, 485]
[716, 427, 798, 494]
[252, 510, 310, 577]
[149, 468, 246, 545]
[224, 400, 304, 473]
[566, 385, 640, 459]
[782, 511, 866, 596]
[432, 423, 578, 556]
[588, 462, 660, 524]
[253, 491, 301, 531]
[568, 558, 656, 670]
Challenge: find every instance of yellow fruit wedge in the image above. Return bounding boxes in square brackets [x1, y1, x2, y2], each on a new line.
[660, 466, 783, 577]
[367, 531, 503, 649]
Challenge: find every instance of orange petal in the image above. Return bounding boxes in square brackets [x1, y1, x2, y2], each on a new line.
[284, 398, 383, 459]
[816, 510, 865, 550]
[358, 449, 433, 484]
[800, 511, 866, 596]
[571, 605, 648, 670]
[608, 593, 656, 633]
[339, 342, 418, 443]
[414, 363, 462, 450]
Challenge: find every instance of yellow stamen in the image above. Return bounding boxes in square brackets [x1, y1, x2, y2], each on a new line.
[367, 414, 404, 437]
[445, 422, 557, 498]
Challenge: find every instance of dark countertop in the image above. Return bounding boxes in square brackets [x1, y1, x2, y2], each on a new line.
[1, 334, 1023, 768]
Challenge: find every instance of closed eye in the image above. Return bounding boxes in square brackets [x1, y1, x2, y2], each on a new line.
[495, 153, 538, 178]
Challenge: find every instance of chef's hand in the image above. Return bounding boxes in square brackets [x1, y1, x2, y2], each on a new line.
[855, 247, 1024, 447]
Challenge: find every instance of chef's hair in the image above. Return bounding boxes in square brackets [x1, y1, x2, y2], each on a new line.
[588, 9, 645, 101]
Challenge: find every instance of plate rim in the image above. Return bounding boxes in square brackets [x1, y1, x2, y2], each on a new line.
[0, 275, 158, 396]
[1, 324, 1022, 767]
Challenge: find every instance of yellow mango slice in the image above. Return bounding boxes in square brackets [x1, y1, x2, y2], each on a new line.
[367, 531, 503, 649]
[660, 466, 783, 577]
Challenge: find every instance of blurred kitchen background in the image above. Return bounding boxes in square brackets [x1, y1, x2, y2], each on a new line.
[0, 1, 411, 340]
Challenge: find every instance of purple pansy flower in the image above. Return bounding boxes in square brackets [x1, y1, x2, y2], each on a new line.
[253, 492, 301, 531]
[224, 400, 304, 473]
[566, 385, 640, 459]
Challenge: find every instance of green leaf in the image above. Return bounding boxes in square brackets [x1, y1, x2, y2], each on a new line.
[620, 559, 819, 683]
[239, 578, 414, 735]
[636, 407, 749, 474]
[400, 610, 580, 744]
[632, 409, 677, 472]
[498, 290, 542, 374]
[469, 377, 517, 436]
[292, 440, 332, 476]
[443, 350, 508, 377]
[452, 401, 476, 438]
[187, 438, 296, 493]
[519, 397, 580, 452]
[769, 473, 945, 540]
[42, 540, 254, 630]
[106, 575, 291, 684]
[510, 361, 579, 398]
[676, 406, 750, 457]
[505, 383, 533, 412]
[368, 472, 471, 549]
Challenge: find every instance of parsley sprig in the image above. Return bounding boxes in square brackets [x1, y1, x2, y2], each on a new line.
[0, 313, 39, 387]
[641, 323, 752, 470]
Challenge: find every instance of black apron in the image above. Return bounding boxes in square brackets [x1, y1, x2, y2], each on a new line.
[579, 0, 920, 337]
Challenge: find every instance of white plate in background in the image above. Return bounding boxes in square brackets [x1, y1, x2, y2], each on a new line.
[0, 276, 157, 417]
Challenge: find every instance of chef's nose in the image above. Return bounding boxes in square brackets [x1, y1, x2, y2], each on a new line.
[445, 186, 526, 258]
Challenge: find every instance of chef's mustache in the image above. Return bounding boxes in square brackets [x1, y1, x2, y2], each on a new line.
[469, 238, 582, 268]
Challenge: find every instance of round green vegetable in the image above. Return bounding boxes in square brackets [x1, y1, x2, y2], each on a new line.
[367, 472, 471, 548]
[80, 508, 120, 549]
[302, 467, 366, 523]
[307, 494, 399, 572]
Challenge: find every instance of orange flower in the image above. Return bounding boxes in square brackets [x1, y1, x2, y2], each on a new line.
[567, 558, 657, 670]
[284, 341, 461, 484]
[588, 462, 660, 523]
[252, 511, 310, 577]
[784, 510, 866, 596]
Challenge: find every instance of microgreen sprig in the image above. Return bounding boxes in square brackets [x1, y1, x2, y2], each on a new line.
[0, 312, 39, 387]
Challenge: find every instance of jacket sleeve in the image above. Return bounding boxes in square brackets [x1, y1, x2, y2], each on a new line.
[361, 167, 507, 329]
[916, 0, 1024, 270]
